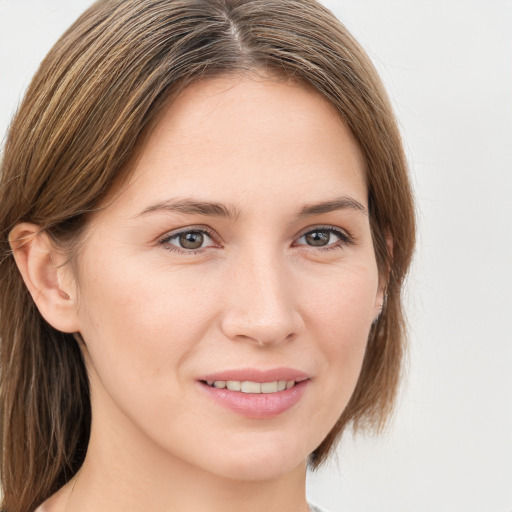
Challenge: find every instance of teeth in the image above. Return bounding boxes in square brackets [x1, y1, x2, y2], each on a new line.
[207, 379, 296, 394]
[241, 381, 261, 393]
[260, 381, 278, 393]
[226, 380, 241, 391]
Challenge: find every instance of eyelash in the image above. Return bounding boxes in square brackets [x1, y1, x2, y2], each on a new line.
[158, 225, 354, 255]
[158, 226, 218, 255]
[294, 225, 354, 252]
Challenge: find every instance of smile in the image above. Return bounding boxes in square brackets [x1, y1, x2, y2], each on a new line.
[198, 370, 310, 419]
[203, 380, 297, 393]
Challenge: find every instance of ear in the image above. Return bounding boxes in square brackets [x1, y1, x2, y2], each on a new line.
[9, 223, 80, 333]
[374, 233, 393, 321]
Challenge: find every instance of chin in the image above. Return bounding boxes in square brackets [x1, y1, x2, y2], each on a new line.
[198, 432, 312, 482]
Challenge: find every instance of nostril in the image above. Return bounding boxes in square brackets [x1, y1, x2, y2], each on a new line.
[220, 304, 304, 347]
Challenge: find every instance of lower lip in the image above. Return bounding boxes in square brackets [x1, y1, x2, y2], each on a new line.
[199, 380, 309, 419]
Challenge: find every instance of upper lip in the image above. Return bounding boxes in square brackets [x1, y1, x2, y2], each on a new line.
[199, 367, 309, 383]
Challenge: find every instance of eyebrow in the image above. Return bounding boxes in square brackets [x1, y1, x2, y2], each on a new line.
[136, 199, 241, 219]
[298, 196, 368, 217]
[136, 195, 367, 219]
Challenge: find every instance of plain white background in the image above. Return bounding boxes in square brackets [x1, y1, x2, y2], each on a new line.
[1, 1, 511, 511]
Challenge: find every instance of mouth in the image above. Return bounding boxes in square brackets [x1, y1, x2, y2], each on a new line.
[200, 379, 301, 394]
[197, 368, 310, 419]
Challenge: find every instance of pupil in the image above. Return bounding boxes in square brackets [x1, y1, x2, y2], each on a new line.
[305, 230, 329, 246]
[180, 232, 204, 249]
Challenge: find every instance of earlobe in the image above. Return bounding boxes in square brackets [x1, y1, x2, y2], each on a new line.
[373, 286, 387, 324]
[9, 223, 80, 333]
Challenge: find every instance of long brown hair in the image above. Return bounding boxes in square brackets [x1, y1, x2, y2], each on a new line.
[0, 1, 415, 510]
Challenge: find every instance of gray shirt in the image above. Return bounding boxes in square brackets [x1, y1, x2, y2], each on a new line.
[308, 503, 329, 512]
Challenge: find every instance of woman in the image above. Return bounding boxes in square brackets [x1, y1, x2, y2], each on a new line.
[0, 1, 415, 511]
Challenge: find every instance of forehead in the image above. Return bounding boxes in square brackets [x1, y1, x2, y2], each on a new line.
[118, 73, 367, 213]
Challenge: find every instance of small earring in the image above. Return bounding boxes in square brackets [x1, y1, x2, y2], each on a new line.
[59, 290, 70, 300]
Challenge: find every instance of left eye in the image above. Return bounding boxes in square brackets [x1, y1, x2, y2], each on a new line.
[163, 230, 216, 251]
[295, 228, 348, 248]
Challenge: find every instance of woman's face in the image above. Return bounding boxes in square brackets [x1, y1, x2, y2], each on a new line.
[72, 74, 383, 481]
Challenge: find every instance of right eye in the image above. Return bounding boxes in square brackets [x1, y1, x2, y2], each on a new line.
[159, 228, 218, 254]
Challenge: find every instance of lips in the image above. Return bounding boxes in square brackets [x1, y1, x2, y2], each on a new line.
[197, 367, 310, 419]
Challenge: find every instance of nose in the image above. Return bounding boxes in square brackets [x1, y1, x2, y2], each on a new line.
[220, 253, 304, 347]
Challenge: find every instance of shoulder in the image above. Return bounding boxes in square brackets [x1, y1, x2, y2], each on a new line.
[33, 482, 73, 512]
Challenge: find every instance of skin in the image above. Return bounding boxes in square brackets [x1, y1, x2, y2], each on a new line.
[14, 73, 384, 512]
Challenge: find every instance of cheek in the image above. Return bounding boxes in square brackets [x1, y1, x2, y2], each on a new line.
[75, 268, 219, 450]
[75, 254, 219, 392]
[301, 259, 379, 337]
[300, 263, 378, 415]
